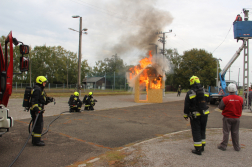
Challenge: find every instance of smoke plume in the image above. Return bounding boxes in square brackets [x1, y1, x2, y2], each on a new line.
[108, 0, 173, 55]
[102, 0, 173, 89]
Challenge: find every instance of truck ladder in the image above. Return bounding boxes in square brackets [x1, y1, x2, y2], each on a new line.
[243, 39, 250, 109]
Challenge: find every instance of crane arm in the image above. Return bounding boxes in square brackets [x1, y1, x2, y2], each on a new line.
[220, 41, 245, 79]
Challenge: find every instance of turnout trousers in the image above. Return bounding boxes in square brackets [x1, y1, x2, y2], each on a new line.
[30, 110, 44, 143]
[190, 114, 208, 147]
[70, 102, 82, 112]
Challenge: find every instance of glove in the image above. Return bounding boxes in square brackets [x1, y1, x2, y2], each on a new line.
[46, 97, 54, 103]
[184, 115, 188, 121]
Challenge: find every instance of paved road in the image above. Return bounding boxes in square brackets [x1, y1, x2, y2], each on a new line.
[1, 93, 251, 167]
[7, 93, 186, 120]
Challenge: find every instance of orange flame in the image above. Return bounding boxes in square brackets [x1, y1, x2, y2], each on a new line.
[150, 76, 162, 89]
[129, 51, 162, 89]
[129, 50, 153, 80]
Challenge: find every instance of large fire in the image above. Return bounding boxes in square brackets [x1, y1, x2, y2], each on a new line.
[129, 51, 162, 89]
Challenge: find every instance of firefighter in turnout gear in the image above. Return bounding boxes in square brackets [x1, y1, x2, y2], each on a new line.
[69, 92, 82, 112]
[30, 76, 53, 146]
[83, 92, 97, 111]
[177, 85, 181, 97]
[184, 76, 210, 155]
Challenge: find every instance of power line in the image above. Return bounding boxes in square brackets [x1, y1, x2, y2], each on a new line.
[212, 24, 232, 54]
[68, 0, 170, 30]
[68, 0, 143, 27]
[69, 0, 118, 16]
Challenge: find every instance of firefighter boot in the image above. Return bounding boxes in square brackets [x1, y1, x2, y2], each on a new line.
[202, 144, 205, 152]
[33, 137, 45, 146]
[32, 136, 35, 145]
[192, 146, 202, 155]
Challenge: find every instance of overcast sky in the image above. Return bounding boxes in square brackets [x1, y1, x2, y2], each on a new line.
[1, 0, 252, 85]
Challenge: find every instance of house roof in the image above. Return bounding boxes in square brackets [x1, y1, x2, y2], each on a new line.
[82, 77, 104, 83]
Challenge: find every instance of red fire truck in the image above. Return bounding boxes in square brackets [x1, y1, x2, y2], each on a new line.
[0, 31, 29, 136]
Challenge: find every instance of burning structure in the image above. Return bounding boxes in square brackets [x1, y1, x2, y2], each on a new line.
[100, 1, 173, 103]
[127, 51, 166, 103]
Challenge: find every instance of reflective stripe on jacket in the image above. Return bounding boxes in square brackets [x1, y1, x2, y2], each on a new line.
[184, 84, 210, 118]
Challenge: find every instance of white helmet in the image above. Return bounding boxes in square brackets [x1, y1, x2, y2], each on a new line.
[228, 83, 237, 92]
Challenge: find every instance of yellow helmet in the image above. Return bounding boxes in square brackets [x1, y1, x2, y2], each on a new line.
[89, 92, 93, 96]
[74, 92, 79, 96]
[36, 76, 48, 84]
[189, 76, 200, 85]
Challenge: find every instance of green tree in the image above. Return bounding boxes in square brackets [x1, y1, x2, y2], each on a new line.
[175, 48, 216, 89]
[92, 54, 126, 75]
[104, 54, 125, 73]
[165, 48, 181, 88]
[31, 45, 79, 84]
[1, 34, 93, 85]
[0, 36, 6, 53]
[92, 60, 107, 76]
[92, 54, 127, 89]
[81, 59, 92, 82]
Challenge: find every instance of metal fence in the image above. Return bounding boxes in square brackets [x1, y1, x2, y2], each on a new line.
[12, 72, 131, 92]
[12, 82, 131, 93]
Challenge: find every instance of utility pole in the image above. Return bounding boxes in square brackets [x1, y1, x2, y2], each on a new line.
[157, 29, 172, 96]
[77, 17, 82, 93]
[238, 68, 240, 87]
[215, 58, 222, 86]
[67, 53, 69, 89]
[228, 68, 233, 80]
[71, 16, 88, 93]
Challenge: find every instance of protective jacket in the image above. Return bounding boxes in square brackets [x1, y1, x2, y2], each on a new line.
[72, 96, 82, 105]
[31, 84, 48, 112]
[183, 83, 210, 149]
[69, 95, 82, 112]
[84, 95, 96, 110]
[184, 83, 210, 118]
[30, 84, 50, 145]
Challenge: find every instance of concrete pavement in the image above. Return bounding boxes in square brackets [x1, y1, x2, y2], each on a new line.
[88, 128, 252, 167]
[7, 93, 186, 120]
[3, 93, 252, 167]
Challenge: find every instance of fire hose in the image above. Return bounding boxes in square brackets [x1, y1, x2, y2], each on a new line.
[9, 109, 70, 167]
[8, 98, 71, 167]
[8, 109, 43, 167]
[28, 110, 69, 135]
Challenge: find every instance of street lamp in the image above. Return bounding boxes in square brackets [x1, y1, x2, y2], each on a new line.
[149, 43, 158, 63]
[70, 15, 88, 93]
[215, 58, 222, 87]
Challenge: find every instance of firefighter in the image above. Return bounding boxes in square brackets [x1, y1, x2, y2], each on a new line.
[177, 85, 181, 97]
[83, 92, 97, 111]
[30, 76, 54, 146]
[183, 76, 210, 155]
[235, 14, 242, 22]
[69, 92, 82, 112]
